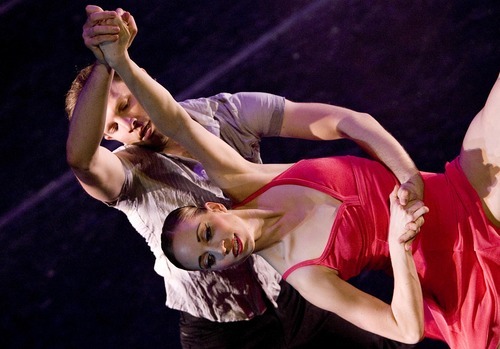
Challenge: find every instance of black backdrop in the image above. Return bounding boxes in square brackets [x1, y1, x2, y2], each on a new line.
[1, 1, 499, 348]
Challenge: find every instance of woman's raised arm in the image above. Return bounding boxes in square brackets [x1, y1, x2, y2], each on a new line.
[98, 10, 275, 200]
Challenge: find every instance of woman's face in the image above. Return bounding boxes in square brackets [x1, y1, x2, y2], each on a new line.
[172, 203, 255, 271]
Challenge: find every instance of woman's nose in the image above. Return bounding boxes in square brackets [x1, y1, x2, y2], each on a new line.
[216, 239, 230, 256]
[206, 238, 230, 257]
[222, 239, 232, 255]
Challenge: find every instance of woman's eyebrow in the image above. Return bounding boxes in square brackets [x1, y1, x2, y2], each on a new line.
[196, 222, 201, 242]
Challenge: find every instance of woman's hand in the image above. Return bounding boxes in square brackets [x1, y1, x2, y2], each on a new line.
[82, 6, 118, 65]
[388, 185, 426, 342]
[389, 185, 428, 250]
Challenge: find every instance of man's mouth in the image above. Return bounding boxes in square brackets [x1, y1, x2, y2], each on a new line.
[140, 121, 152, 140]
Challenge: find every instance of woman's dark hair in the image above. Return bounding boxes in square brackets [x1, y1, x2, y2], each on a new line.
[161, 205, 205, 270]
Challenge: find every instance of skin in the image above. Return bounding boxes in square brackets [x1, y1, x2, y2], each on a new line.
[164, 73, 500, 344]
[95, 11, 430, 343]
[172, 202, 257, 271]
[165, 72, 500, 343]
[460, 75, 500, 225]
[68, 5, 426, 243]
[171, 198, 428, 271]
[68, 6, 499, 347]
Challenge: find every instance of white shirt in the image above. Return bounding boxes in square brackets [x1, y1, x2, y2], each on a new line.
[110, 92, 285, 322]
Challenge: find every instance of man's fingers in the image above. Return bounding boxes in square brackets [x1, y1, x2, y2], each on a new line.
[397, 187, 409, 205]
[404, 221, 419, 232]
[390, 185, 399, 202]
[399, 229, 418, 245]
[408, 205, 429, 221]
[414, 216, 425, 228]
[85, 5, 104, 15]
[86, 23, 120, 36]
[87, 10, 119, 26]
[125, 12, 138, 44]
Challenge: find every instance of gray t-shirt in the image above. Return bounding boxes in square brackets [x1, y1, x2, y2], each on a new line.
[111, 92, 285, 322]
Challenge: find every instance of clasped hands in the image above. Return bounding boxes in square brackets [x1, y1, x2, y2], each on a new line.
[390, 173, 428, 250]
[82, 5, 137, 67]
[81, 4, 429, 251]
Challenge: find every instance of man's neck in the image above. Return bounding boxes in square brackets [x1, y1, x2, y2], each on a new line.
[161, 141, 194, 159]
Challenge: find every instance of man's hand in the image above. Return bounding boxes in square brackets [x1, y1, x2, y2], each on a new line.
[397, 172, 424, 206]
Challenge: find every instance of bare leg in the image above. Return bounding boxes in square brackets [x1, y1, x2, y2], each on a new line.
[460, 73, 500, 225]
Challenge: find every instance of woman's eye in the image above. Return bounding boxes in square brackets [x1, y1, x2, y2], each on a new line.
[204, 224, 213, 241]
[205, 253, 215, 269]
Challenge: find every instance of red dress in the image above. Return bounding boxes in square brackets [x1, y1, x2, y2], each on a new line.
[238, 156, 500, 349]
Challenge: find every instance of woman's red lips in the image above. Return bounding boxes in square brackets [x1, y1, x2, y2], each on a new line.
[233, 236, 242, 257]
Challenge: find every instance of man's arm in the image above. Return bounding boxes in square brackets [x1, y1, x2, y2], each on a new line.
[66, 63, 125, 202]
[281, 101, 424, 206]
[98, 12, 271, 201]
[66, 7, 129, 202]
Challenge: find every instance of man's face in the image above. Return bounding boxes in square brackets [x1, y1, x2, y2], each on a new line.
[104, 80, 166, 149]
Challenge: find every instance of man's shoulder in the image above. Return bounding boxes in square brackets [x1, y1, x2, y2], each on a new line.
[112, 145, 168, 167]
[113, 145, 202, 171]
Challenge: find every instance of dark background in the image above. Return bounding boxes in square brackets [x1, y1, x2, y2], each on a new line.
[1, 1, 499, 348]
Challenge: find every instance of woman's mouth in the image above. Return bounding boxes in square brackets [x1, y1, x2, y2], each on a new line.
[232, 236, 242, 257]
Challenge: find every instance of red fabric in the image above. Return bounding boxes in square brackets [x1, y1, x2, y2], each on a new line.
[239, 156, 499, 349]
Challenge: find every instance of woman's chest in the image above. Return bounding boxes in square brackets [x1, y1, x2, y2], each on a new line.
[257, 185, 342, 274]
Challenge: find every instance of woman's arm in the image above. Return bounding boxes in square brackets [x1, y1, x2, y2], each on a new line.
[98, 12, 275, 200]
[386, 186, 425, 341]
[285, 187, 426, 344]
[287, 265, 423, 344]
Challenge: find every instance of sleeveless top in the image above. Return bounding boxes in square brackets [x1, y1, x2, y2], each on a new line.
[238, 155, 500, 349]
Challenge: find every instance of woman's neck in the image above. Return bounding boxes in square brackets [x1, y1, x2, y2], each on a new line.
[233, 207, 285, 252]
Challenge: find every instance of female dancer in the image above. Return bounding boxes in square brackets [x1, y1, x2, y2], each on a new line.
[162, 76, 500, 349]
[101, 11, 499, 349]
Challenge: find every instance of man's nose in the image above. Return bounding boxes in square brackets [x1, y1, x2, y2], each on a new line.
[118, 117, 137, 132]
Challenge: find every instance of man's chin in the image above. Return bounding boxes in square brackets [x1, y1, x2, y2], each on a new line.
[132, 140, 164, 152]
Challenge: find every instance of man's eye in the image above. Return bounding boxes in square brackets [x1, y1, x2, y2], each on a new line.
[119, 100, 129, 112]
